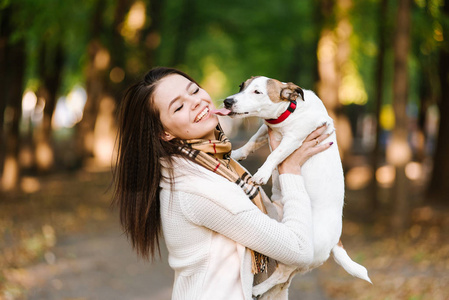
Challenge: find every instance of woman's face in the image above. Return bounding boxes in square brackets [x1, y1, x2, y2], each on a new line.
[153, 74, 219, 141]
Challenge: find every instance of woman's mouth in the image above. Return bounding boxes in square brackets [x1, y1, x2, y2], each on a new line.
[194, 107, 210, 123]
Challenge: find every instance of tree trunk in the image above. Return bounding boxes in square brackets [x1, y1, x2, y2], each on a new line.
[143, 0, 163, 68]
[1, 39, 26, 191]
[0, 7, 11, 173]
[75, 0, 108, 165]
[34, 43, 64, 171]
[316, 0, 354, 162]
[388, 0, 412, 232]
[109, 0, 133, 91]
[77, 39, 108, 162]
[415, 62, 434, 163]
[169, 0, 196, 67]
[369, 0, 389, 212]
[428, 0, 449, 203]
[78, 0, 133, 168]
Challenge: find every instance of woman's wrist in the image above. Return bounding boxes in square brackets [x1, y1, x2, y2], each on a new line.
[278, 173, 307, 204]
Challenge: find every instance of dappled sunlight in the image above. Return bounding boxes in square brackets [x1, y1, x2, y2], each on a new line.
[405, 161, 423, 181]
[200, 57, 228, 100]
[339, 61, 368, 105]
[93, 138, 115, 167]
[1, 156, 19, 191]
[22, 90, 37, 118]
[93, 96, 117, 168]
[22, 90, 45, 127]
[121, 1, 146, 44]
[346, 162, 425, 190]
[52, 86, 87, 129]
[94, 48, 110, 70]
[433, 23, 443, 42]
[345, 165, 372, 190]
[35, 141, 54, 170]
[317, 30, 338, 110]
[18, 146, 34, 169]
[317, 31, 337, 64]
[20, 177, 40, 194]
[32, 98, 45, 124]
[386, 135, 412, 166]
[376, 165, 396, 188]
[109, 67, 125, 83]
[380, 104, 395, 130]
[127, 1, 146, 30]
[346, 162, 424, 190]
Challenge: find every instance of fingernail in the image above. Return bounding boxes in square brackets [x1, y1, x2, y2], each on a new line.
[329, 142, 334, 146]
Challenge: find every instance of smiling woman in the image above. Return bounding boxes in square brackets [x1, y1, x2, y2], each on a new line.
[112, 67, 332, 300]
[153, 74, 219, 141]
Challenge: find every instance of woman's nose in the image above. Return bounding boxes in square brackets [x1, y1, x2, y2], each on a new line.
[191, 96, 201, 110]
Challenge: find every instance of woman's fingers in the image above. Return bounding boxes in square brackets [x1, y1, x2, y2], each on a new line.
[304, 123, 328, 142]
[308, 140, 333, 155]
[306, 131, 334, 148]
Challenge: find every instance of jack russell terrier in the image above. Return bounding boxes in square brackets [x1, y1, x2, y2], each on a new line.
[213, 76, 371, 298]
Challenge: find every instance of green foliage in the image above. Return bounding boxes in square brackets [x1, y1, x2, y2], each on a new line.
[3, 0, 447, 105]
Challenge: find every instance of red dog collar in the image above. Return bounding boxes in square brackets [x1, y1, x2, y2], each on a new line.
[265, 101, 297, 125]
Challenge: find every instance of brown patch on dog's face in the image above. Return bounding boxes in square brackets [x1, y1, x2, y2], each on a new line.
[267, 79, 304, 103]
[266, 79, 283, 103]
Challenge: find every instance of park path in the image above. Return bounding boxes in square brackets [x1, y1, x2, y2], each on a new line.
[25, 213, 329, 300]
[18, 170, 330, 300]
[26, 220, 173, 300]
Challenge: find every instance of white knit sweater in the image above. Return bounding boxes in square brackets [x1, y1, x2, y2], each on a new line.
[159, 157, 314, 300]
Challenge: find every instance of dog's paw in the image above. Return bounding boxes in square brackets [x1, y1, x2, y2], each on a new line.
[252, 167, 272, 185]
[231, 149, 247, 161]
[252, 283, 269, 297]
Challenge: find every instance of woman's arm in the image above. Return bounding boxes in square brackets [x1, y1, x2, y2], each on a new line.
[178, 173, 314, 267]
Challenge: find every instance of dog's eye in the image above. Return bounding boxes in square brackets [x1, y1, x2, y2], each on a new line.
[254, 90, 262, 94]
[239, 83, 244, 92]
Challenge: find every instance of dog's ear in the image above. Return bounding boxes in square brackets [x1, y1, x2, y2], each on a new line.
[281, 82, 304, 101]
[239, 77, 257, 92]
[238, 82, 244, 92]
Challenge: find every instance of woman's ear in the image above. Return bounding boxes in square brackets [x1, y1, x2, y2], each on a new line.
[161, 131, 175, 141]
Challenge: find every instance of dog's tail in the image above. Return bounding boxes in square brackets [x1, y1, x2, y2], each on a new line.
[331, 243, 372, 284]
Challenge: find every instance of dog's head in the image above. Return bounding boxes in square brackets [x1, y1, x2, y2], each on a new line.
[223, 76, 304, 119]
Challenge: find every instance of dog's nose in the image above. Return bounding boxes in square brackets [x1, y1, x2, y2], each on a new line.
[223, 98, 234, 109]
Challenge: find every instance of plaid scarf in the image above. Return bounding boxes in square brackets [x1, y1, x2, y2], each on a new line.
[179, 126, 269, 274]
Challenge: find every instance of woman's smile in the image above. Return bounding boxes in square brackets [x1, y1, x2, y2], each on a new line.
[194, 107, 210, 123]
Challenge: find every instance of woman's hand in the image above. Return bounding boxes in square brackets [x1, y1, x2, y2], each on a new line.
[268, 124, 334, 175]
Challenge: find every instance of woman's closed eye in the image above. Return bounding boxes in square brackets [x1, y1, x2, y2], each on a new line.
[174, 104, 184, 112]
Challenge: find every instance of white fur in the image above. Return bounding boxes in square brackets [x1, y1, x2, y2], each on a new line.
[225, 77, 371, 298]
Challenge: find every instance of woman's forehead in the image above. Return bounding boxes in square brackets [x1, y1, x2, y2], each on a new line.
[154, 74, 190, 105]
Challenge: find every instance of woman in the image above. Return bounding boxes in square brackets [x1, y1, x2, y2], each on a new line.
[113, 67, 333, 299]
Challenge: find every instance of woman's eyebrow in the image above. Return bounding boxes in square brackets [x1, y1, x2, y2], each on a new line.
[168, 81, 194, 110]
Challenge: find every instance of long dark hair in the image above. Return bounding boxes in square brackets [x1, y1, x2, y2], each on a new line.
[112, 67, 198, 260]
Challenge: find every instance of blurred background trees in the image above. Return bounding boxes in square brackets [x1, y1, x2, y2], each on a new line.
[1, 0, 448, 232]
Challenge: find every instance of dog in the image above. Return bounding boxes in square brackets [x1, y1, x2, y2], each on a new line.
[216, 76, 371, 298]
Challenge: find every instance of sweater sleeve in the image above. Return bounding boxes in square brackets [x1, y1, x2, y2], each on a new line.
[179, 174, 314, 267]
